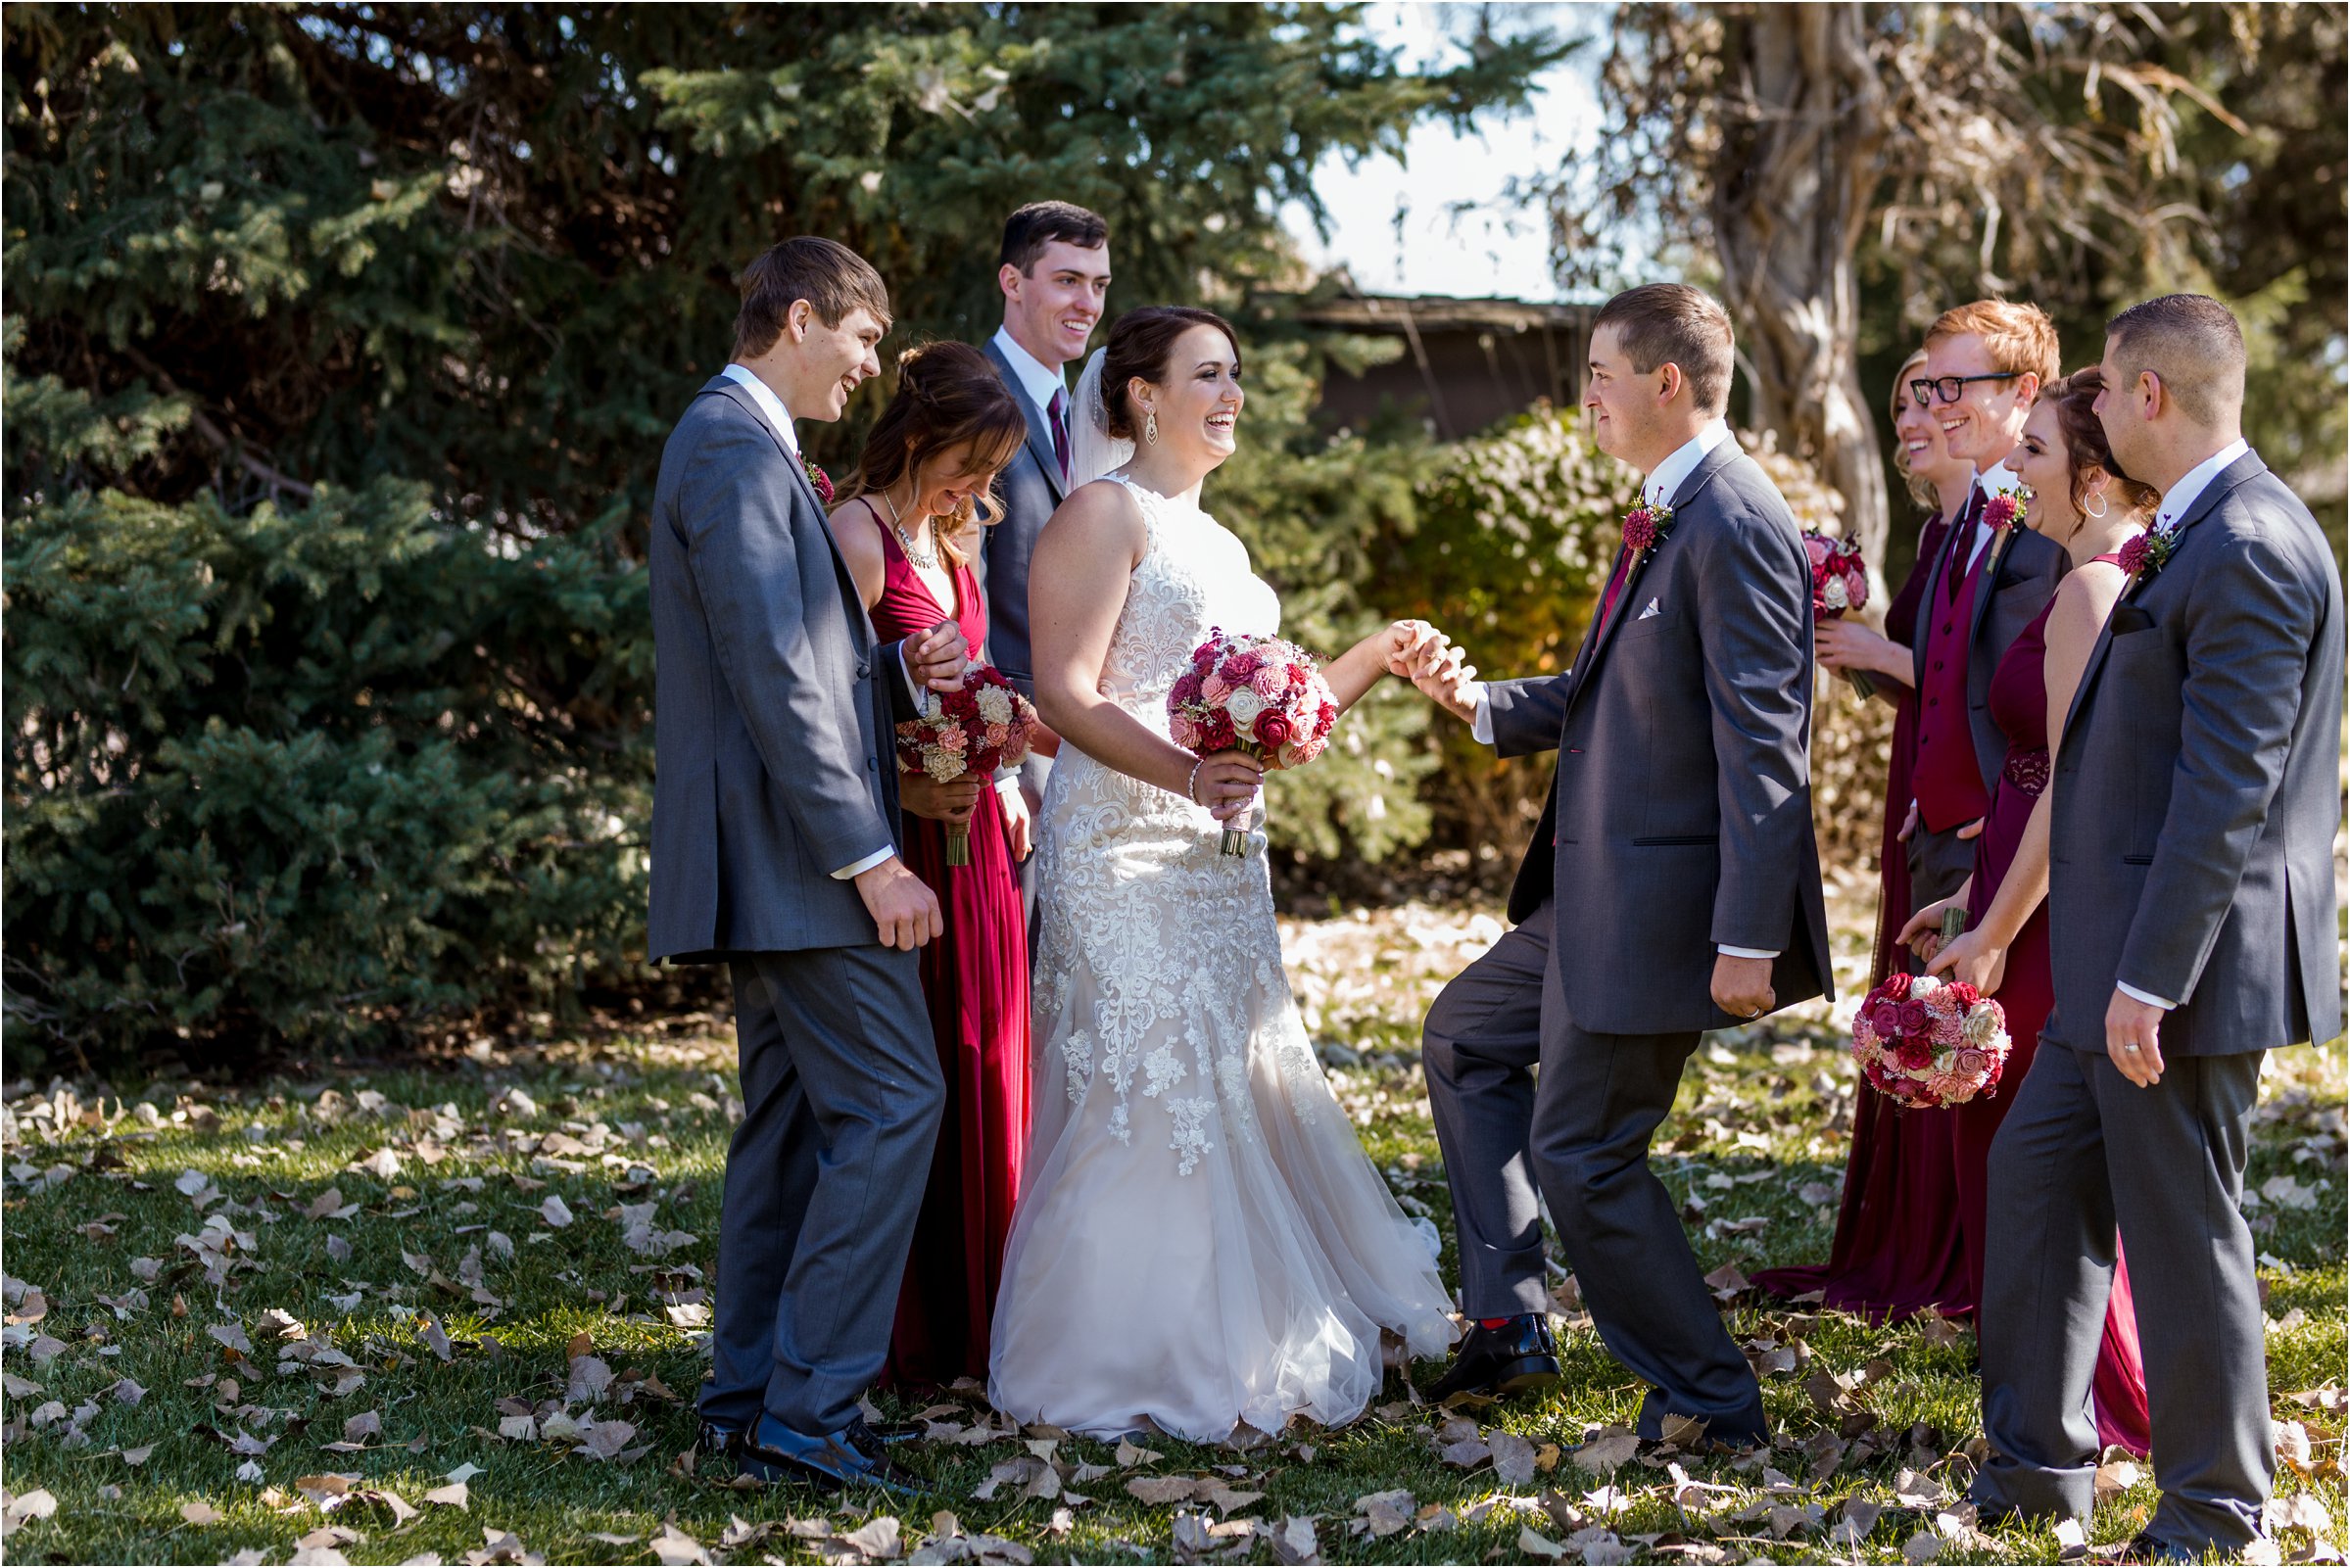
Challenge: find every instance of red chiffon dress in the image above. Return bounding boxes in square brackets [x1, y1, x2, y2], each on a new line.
[1758, 515, 1970, 1316]
[1954, 566, 2150, 1454]
[864, 515, 1031, 1388]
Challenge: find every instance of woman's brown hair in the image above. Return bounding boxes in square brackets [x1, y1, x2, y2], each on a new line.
[2043, 366, 2159, 531]
[1100, 306, 1240, 441]
[839, 341, 1030, 568]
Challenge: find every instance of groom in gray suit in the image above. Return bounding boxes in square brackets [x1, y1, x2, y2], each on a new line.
[978, 201, 1111, 863]
[648, 237, 969, 1494]
[1970, 295, 2343, 1559]
[1415, 285, 1832, 1443]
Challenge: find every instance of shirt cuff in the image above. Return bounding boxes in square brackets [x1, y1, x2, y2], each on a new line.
[993, 774, 1024, 797]
[831, 846, 894, 880]
[2116, 980, 2179, 1011]
[1469, 688, 1495, 745]
[899, 650, 926, 708]
[1718, 946, 1780, 960]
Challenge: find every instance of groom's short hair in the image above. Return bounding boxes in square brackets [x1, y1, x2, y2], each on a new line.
[733, 238, 892, 359]
[1595, 284, 1735, 417]
[1001, 201, 1110, 274]
[2105, 294, 2246, 427]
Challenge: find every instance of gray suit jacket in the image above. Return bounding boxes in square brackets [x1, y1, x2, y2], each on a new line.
[2045, 451, 2344, 1056]
[1912, 499, 2071, 803]
[976, 338, 1068, 699]
[1487, 441, 1833, 1034]
[647, 376, 918, 962]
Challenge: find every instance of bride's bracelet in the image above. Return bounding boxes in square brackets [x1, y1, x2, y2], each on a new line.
[1184, 758, 1204, 806]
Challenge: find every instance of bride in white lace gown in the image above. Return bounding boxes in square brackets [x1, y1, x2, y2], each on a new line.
[987, 308, 1460, 1443]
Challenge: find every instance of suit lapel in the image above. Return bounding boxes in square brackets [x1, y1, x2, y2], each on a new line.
[704, 377, 872, 650]
[984, 340, 1068, 502]
[2061, 451, 2268, 743]
[1966, 521, 2014, 647]
[1559, 443, 1745, 720]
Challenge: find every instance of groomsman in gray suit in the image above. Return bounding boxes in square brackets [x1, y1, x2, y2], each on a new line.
[1971, 295, 2343, 1559]
[1414, 285, 1832, 1443]
[979, 201, 1112, 866]
[648, 237, 970, 1494]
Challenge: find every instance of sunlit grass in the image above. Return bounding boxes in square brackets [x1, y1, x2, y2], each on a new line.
[3, 910, 2341, 1565]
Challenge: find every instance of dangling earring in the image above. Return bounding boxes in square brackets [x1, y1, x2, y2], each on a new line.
[1144, 408, 1160, 446]
[2084, 489, 2109, 519]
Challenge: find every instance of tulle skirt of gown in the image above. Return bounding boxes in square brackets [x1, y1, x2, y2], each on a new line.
[987, 747, 1458, 1443]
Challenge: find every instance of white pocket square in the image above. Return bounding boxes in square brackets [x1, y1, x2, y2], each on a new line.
[1637, 597, 1661, 620]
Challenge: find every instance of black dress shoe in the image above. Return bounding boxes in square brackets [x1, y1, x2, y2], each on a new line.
[1424, 1314, 1561, 1402]
[736, 1413, 932, 1497]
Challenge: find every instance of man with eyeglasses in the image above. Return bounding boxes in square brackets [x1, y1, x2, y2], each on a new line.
[1901, 302, 2070, 951]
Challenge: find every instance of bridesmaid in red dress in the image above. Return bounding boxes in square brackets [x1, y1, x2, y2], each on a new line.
[1757, 352, 1978, 1315]
[833, 342, 1038, 1387]
[1899, 366, 2154, 1454]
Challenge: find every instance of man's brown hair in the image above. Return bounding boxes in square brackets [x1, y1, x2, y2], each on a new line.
[1000, 201, 1110, 275]
[733, 237, 891, 360]
[2104, 293, 2246, 427]
[1925, 299, 2061, 389]
[1593, 283, 1736, 418]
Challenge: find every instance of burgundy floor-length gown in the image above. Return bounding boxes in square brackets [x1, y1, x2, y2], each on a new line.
[864, 516, 1031, 1388]
[1955, 566, 2150, 1455]
[1758, 515, 1971, 1317]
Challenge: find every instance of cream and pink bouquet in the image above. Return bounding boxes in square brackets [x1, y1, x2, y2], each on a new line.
[1166, 630, 1338, 856]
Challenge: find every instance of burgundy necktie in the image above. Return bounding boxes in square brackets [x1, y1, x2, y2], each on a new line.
[1596, 544, 1634, 634]
[1943, 488, 1985, 603]
[1048, 387, 1071, 484]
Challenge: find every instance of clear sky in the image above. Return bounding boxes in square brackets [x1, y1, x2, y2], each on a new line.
[1278, 4, 1602, 304]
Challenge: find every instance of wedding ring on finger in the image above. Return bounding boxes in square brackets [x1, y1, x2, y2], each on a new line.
[2122, 1042, 2141, 1052]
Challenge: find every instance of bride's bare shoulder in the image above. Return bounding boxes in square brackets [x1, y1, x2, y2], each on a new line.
[1039, 478, 1148, 563]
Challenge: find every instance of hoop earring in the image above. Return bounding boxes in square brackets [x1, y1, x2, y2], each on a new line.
[1144, 409, 1160, 446]
[2084, 492, 2109, 519]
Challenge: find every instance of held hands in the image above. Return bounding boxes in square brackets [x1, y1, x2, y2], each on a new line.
[853, 854, 942, 950]
[1711, 953, 1776, 1020]
[2104, 988, 2167, 1087]
[904, 619, 969, 692]
[1382, 621, 1482, 724]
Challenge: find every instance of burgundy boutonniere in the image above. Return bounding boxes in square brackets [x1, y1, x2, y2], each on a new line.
[2118, 523, 2176, 585]
[1983, 486, 2026, 533]
[800, 453, 835, 504]
[1622, 499, 1676, 555]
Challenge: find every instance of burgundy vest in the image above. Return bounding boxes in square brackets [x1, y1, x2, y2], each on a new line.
[1913, 532, 1993, 832]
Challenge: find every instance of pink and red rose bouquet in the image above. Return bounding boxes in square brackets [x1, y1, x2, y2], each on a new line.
[1166, 629, 1339, 856]
[895, 665, 1038, 867]
[1849, 971, 2013, 1110]
[1803, 528, 1875, 698]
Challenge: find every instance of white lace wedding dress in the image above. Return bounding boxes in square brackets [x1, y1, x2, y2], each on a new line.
[987, 473, 1457, 1444]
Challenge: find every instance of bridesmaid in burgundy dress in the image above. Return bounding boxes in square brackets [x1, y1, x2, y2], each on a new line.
[1899, 367, 2154, 1454]
[1757, 353, 1978, 1315]
[833, 342, 1038, 1386]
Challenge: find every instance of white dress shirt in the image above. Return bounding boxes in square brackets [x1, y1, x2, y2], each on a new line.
[721, 362, 911, 882]
[2112, 437, 2252, 1014]
[1960, 455, 2023, 571]
[988, 325, 1070, 431]
[1462, 422, 1771, 961]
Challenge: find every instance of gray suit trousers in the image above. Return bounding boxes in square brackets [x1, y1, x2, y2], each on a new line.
[1423, 898, 1768, 1443]
[704, 947, 944, 1437]
[1971, 1041, 2271, 1553]
[1904, 817, 1978, 935]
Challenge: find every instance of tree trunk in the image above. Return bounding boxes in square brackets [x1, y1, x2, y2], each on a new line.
[1708, 3, 1894, 578]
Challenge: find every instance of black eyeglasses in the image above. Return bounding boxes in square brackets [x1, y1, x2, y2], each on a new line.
[1909, 371, 2024, 407]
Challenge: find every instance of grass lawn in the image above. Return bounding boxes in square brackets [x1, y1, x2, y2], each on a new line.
[3, 899, 2342, 1565]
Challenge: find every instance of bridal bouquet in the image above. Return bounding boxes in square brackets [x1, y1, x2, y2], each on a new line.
[895, 666, 1038, 867]
[1804, 529, 1874, 698]
[1849, 971, 2013, 1110]
[1167, 629, 1339, 856]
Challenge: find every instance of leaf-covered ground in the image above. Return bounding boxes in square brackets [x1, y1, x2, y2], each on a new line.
[4, 897, 2342, 1566]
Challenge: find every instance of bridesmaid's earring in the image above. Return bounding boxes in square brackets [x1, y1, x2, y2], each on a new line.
[1144, 409, 1159, 446]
